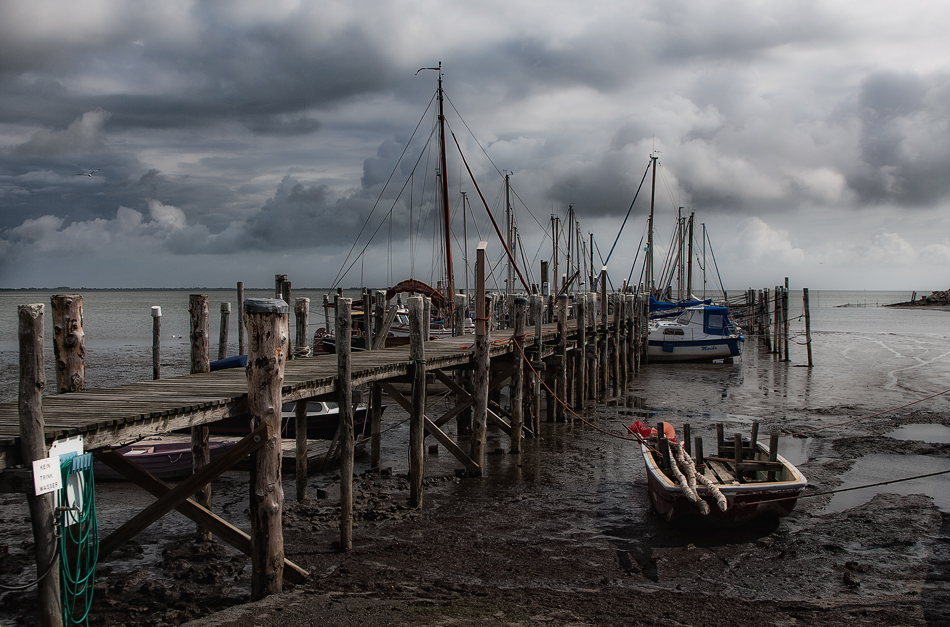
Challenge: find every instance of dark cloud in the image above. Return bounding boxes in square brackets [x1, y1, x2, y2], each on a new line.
[847, 71, 950, 206]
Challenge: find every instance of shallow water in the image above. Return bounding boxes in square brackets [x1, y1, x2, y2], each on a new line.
[824, 453, 950, 514]
[887, 423, 950, 444]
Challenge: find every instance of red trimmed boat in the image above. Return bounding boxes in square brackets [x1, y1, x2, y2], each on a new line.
[639, 422, 806, 525]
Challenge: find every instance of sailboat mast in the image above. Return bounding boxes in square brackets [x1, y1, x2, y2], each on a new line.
[646, 154, 657, 296]
[687, 212, 694, 299]
[677, 207, 684, 301]
[505, 173, 513, 298]
[437, 64, 454, 312]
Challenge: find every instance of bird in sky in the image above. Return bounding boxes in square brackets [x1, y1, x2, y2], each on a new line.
[76, 169, 100, 177]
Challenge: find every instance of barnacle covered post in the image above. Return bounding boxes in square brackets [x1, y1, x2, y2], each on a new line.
[244, 298, 288, 598]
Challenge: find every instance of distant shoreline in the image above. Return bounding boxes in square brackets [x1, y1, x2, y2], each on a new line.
[885, 288, 950, 309]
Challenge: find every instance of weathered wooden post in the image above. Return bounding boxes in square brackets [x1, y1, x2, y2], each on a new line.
[783, 277, 790, 362]
[334, 298, 355, 548]
[189, 294, 212, 541]
[529, 294, 543, 433]
[511, 297, 527, 453]
[19, 304, 64, 627]
[151, 305, 162, 380]
[50, 294, 85, 394]
[556, 294, 568, 421]
[574, 295, 586, 412]
[237, 281, 246, 355]
[371, 291, 385, 468]
[362, 289, 373, 350]
[599, 271, 608, 402]
[803, 288, 814, 367]
[294, 297, 310, 501]
[471, 242, 490, 475]
[218, 302, 230, 360]
[244, 298, 288, 596]
[612, 293, 621, 399]
[453, 292, 472, 438]
[408, 296, 427, 505]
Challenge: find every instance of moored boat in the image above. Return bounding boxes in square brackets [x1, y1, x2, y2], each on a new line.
[208, 401, 382, 441]
[94, 439, 234, 481]
[637, 421, 806, 524]
[647, 304, 743, 362]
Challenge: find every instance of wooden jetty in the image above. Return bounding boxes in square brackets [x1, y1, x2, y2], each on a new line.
[1, 280, 647, 626]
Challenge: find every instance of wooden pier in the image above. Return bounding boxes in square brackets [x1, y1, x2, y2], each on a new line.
[1, 286, 646, 626]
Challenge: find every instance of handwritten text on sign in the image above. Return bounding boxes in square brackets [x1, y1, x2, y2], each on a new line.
[33, 455, 62, 496]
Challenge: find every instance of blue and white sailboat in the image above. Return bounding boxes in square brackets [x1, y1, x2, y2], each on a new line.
[647, 304, 743, 362]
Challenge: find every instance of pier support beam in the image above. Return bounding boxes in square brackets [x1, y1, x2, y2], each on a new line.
[335, 298, 355, 548]
[408, 296, 427, 506]
[471, 242, 490, 475]
[510, 297, 527, 453]
[19, 304, 63, 627]
[245, 298, 289, 598]
[556, 294, 568, 421]
[189, 293, 212, 541]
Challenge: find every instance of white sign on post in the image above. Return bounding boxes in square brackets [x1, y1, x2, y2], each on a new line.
[33, 456, 62, 496]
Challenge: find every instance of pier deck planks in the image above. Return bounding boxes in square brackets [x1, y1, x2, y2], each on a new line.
[0, 322, 573, 468]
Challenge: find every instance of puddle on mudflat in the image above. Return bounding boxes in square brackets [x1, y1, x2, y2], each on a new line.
[768, 435, 812, 468]
[825, 453, 950, 514]
[886, 423, 950, 444]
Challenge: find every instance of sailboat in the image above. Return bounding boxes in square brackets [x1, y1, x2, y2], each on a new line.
[639, 156, 743, 362]
[327, 64, 529, 340]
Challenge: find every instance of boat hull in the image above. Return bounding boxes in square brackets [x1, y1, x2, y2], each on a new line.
[94, 440, 234, 481]
[207, 404, 379, 440]
[646, 336, 742, 362]
[640, 442, 806, 525]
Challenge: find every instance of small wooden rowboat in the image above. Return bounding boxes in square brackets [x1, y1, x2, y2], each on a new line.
[93, 439, 234, 482]
[639, 421, 807, 524]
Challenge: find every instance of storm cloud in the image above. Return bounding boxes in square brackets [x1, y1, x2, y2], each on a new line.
[1, 0, 949, 290]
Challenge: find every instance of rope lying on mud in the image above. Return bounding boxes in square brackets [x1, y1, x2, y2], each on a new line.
[745, 467, 950, 508]
[786, 386, 950, 437]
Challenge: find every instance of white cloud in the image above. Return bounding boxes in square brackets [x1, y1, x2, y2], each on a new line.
[147, 199, 187, 231]
[14, 109, 111, 156]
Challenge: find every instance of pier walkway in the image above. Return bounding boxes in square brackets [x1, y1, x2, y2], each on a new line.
[0, 321, 568, 470]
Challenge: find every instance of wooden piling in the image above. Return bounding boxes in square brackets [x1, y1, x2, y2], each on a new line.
[218, 302, 230, 361]
[293, 297, 311, 501]
[408, 296, 426, 505]
[511, 297, 527, 453]
[50, 294, 85, 394]
[151, 305, 161, 380]
[189, 294, 212, 541]
[610, 294, 623, 399]
[768, 433, 780, 481]
[19, 304, 63, 627]
[530, 294, 543, 433]
[237, 281, 246, 356]
[244, 298, 288, 596]
[471, 242, 490, 475]
[803, 288, 813, 367]
[362, 289, 373, 350]
[783, 278, 790, 361]
[294, 297, 310, 358]
[556, 294, 568, 421]
[574, 295, 586, 412]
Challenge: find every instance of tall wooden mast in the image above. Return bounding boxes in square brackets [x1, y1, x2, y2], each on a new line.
[645, 154, 657, 296]
[436, 63, 454, 311]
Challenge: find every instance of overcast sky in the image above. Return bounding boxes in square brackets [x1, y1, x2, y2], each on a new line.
[1, 0, 948, 292]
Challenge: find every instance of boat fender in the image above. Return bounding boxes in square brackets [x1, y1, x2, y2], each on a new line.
[630, 420, 677, 442]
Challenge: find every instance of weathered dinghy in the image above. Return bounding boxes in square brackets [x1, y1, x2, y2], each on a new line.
[636, 421, 806, 524]
[94, 439, 234, 482]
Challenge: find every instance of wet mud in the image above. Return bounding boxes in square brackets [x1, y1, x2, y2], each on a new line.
[2, 335, 950, 626]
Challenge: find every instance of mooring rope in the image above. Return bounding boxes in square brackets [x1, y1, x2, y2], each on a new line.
[785, 386, 950, 437]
